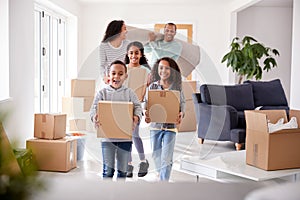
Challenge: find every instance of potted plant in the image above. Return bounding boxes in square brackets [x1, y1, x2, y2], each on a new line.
[0, 112, 45, 200]
[221, 36, 280, 84]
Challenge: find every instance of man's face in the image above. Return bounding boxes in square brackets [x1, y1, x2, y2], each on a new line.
[108, 64, 127, 89]
[164, 24, 176, 42]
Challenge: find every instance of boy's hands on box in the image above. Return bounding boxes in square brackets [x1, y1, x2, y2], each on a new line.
[133, 116, 139, 130]
[93, 114, 100, 128]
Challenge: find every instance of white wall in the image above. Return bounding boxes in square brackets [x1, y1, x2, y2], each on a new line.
[236, 5, 293, 102]
[1, 0, 80, 147]
[290, 0, 300, 109]
[78, 2, 233, 84]
[0, 0, 9, 100]
[5, 0, 35, 146]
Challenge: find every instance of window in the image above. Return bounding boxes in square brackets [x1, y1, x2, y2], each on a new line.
[34, 5, 66, 113]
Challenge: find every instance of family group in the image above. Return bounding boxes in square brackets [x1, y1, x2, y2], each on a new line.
[89, 20, 185, 182]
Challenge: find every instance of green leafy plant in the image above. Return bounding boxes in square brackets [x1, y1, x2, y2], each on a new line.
[0, 112, 45, 200]
[221, 36, 280, 84]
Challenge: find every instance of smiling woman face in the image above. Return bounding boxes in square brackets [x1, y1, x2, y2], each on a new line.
[119, 23, 127, 40]
[108, 63, 128, 89]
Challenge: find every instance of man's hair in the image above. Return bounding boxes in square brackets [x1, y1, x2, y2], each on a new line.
[165, 22, 177, 31]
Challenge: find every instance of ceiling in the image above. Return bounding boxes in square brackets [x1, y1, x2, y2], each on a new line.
[76, 0, 232, 4]
[255, 0, 293, 7]
[76, 0, 292, 7]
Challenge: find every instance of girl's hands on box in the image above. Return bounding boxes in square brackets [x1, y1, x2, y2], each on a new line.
[176, 112, 184, 125]
[144, 110, 151, 123]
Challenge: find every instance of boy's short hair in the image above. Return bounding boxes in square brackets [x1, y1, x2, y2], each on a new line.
[107, 60, 127, 74]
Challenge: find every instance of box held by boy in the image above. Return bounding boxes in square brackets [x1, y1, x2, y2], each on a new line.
[97, 101, 133, 140]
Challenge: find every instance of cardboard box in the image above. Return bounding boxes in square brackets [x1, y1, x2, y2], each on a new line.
[71, 79, 95, 97]
[62, 96, 94, 118]
[69, 119, 86, 131]
[177, 99, 196, 132]
[97, 101, 133, 139]
[34, 113, 66, 139]
[182, 80, 197, 100]
[26, 138, 77, 172]
[124, 67, 148, 101]
[147, 90, 180, 123]
[245, 109, 300, 170]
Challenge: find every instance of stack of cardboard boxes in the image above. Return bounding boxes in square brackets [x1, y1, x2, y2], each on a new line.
[62, 79, 95, 132]
[26, 113, 77, 172]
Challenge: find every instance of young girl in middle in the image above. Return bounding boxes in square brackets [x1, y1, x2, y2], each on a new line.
[124, 41, 151, 178]
[144, 57, 185, 182]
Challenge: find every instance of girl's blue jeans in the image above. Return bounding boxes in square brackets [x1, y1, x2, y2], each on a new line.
[150, 129, 176, 181]
[101, 141, 132, 179]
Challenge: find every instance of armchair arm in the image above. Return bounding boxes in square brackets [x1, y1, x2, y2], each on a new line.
[192, 93, 202, 103]
[196, 103, 238, 141]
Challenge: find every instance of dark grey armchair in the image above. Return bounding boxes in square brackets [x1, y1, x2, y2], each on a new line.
[193, 79, 289, 150]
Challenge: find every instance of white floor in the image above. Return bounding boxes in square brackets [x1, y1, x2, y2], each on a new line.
[35, 122, 300, 200]
[39, 121, 238, 183]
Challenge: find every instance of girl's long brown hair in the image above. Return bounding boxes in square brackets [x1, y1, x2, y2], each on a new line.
[150, 57, 182, 91]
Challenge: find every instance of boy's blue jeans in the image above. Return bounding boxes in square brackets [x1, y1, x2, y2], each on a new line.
[101, 141, 132, 179]
[150, 130, 176, 181]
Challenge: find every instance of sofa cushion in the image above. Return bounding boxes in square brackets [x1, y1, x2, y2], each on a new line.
[244, 79, 288, 107]
[200, 83, 255, 111]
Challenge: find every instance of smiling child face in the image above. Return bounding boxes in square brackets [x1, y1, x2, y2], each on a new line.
[158, 59, 171, 81]
[108, 63, 128, 89]
[127, 45, 142, 66]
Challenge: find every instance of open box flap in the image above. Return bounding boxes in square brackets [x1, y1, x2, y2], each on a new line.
[245, 110, 269, 133]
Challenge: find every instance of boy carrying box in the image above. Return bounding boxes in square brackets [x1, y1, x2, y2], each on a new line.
[90, 60, 142, 179]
